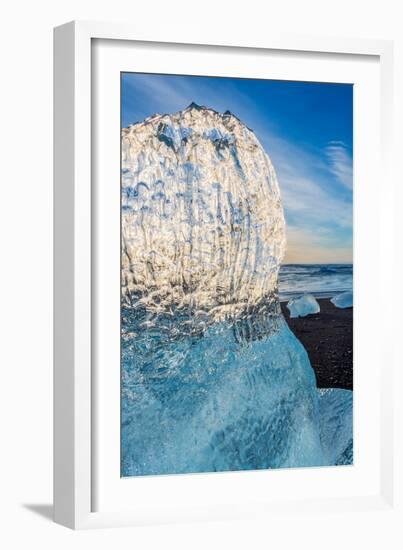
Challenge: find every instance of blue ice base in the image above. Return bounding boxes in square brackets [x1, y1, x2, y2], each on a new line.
[121, 313, 353, 477]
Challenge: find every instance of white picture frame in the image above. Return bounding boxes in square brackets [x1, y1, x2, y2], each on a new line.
[54, 20, 396, 530]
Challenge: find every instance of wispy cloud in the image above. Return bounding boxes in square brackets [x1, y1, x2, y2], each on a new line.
[267, 137, 352, 263]
[325, 141, 353, 190]
[122, 74, 353, 263]
[280, 174, 352, 228]
[252, 128, 352, 231]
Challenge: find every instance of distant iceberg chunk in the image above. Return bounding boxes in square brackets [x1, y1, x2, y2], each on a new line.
[287, 294, 320, 318]
[331, 291, 353, 309]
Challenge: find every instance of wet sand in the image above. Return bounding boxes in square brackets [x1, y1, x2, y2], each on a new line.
[281, 298, 353, 390]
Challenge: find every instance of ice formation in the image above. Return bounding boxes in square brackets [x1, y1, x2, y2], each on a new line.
[317, 389, 353, 465]
[286, 294, 320, 318]
[331, 291, 353, 309]
[121, 103, 285, 325]
[122, 312, 326, 475]
[121, 104, 352, 476]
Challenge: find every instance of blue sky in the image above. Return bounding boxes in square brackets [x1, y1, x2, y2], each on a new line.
[121, 73, 353, 264]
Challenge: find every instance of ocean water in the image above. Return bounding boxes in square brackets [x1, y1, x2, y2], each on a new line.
[278, 264, 353, 302]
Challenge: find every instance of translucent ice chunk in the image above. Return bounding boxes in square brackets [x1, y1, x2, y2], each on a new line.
[287, 294, 320, 318]
[317, 388, 353, 465]
[331, 291, 353, 309]
[121, 312, 326, 476]
[121, 104, 285, 323]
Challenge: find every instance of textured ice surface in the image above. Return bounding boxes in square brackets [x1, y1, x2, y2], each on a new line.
[331, 291, 353, 309]
[287, 294, 320, 318]
[121, 311, 326, 475]
[317, 389, 353, 465]
[121, 104, 285, 324]
[121, 104, 352, 476]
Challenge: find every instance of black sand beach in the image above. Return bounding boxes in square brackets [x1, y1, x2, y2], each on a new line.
[281, 298, 353, 390]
